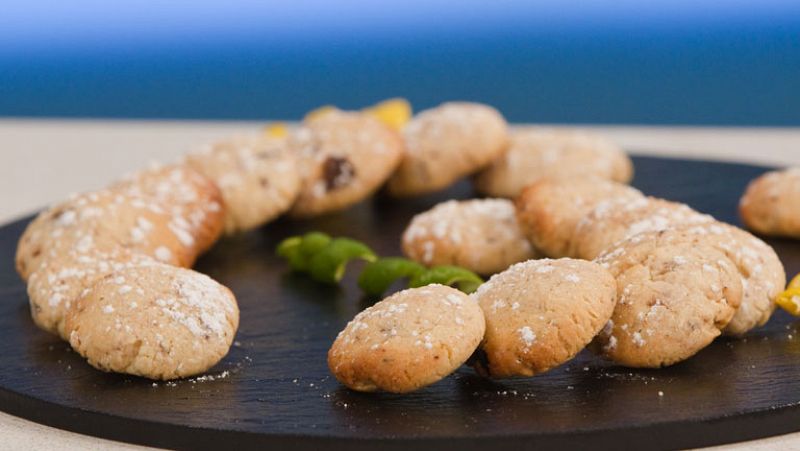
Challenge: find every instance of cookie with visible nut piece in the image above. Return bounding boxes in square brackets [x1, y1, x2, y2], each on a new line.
[474, 128, 633, 198]
[740, 167, 800, 238]
[289, 110, 404, 218]
[470, 259, 616, 378]
[328, 284, 485, 393]
[65, 264, 239, 380]
[387, 102, 509, 197]
[593, 230, 743, 368]
[402, 198, 537, 275]
[185, 135, 300, 233]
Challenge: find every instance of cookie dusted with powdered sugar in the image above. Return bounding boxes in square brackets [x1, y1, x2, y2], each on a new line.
[387, 102, 509, 197]
[593, 230, 743, 368]
[474, 128, 633, 198]
[17, 167, 223, 281]
[27, 239, 155, 339]
[740, 167, 800, 238]
[402, 198, 537, 275]
[569, 196, 714, 260]
[65, 264, 239, 380]
[658, 223, 785, 336]
[515, 178, 644, 258]
[185, 135, 300, 233]
[288, 110, 404, 218]
[328, 285, 485, 393]
[111, 165, 225, 259]
[470, 259, 616, 378]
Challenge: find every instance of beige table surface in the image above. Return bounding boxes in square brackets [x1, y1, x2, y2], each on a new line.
[0, 119, 798, 450]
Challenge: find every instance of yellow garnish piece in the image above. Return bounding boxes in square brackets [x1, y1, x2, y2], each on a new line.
[363, 98, 412, 131]
[304, 105, 338, 122]
[264, 122, 288, 138]
[776, 273, 800, 315]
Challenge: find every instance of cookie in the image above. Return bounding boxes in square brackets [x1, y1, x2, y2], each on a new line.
[17, 168, 224, 282]
[740, 168, 800, 237]
[387, 102, 509, 197]
[470, 259, 616, 378]
[402, 199, 537, 275]
[288, 110, 404, 218]
[328, 284, 484, 393]
[65, 264, 239, 380]
[514, 178, 644, 258]
[663, 222, 785, 336]
[185, 135, 300, 233]
[111, 165, 225, 257]
[594, 230, 743, 368]
[474, 128, 633, 198]
[570, 196, 713, 259]
[27, 237, 154, 339]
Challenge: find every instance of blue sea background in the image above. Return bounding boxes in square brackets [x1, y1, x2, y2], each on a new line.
[1, 0, 798, 124]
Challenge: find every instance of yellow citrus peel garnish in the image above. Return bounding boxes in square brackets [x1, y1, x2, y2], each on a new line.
[302, 98, 412, 130]
[363, 98, 412, 131]
[304, 105, 338, 123]
[776, 273, 800, 316]
[264, 122, 288, 138]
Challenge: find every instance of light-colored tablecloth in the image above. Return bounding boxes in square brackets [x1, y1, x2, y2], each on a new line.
[0, 120, 798, 450]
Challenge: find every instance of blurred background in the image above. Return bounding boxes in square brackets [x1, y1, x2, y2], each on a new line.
[0, 0, 798, 124]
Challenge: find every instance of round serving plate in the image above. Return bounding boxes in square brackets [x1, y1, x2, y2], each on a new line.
[1, 155, 800, 451]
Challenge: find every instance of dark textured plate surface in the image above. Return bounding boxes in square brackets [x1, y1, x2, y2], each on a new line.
[2, 155, 800, 451]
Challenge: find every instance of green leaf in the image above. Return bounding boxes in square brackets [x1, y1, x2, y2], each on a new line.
[276, 232, 332, 271]
[308, 238, 377, 284]
[358, 257, 426, 297]
[409, 265, 484, 294]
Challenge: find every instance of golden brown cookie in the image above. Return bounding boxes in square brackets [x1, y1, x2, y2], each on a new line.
[471, 259, 616, 378]
[185, 135, 300, 233]
[387, 102, 509, 197]
[27, 238, 154, 339]
[328, 284, 485, 393]
[593, 230, 743, 368]
[289, 110, 404, 218]
[65, 264, 239, 380]
[111, 165, 225, 258]
[663, 222, 785, 336]
[401, 199, 537, 275]
[740, 168, 800, 237]
[474, 128, 633, 198]
[514, 178, 644, 258]
[570, 196, 713, 259]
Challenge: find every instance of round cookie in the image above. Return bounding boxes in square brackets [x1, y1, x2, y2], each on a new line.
[740, 167, 800, 237]
[594, 230, 743, 368]
[185, 135, 300, 233]
[471, 259, 616, 378]
[65, 264, 239, 380]
[27, 237, 154, 339]
[514, 178, 644, 258]
[112, 165, 225, 257]
[474, 128, 633, 198]
[288, 110, 404, 218]
[328, 284, 485, 393]
[570, 196, 714, 260]
[17, 167, 224, 281]
[387, 102, 509, 197]
[402, 198, 537, 275]
[665, 222, 785, 336]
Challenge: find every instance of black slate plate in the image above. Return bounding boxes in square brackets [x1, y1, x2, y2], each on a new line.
[2, 155, 800, 451]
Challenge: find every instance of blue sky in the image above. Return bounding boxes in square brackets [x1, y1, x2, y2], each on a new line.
[2, 0, 799, 56]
